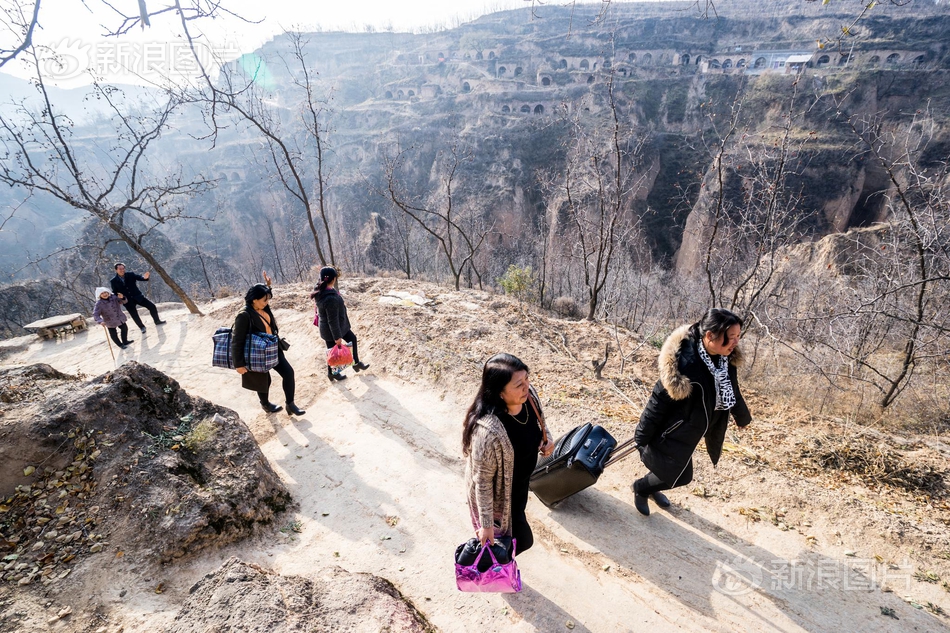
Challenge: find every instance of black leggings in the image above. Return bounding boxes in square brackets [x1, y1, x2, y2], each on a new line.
[107, 323, 129, 346]
[633, 458, 694, 496]
[124, 296, 160, 328]
[324, 331, 361, 366]
[257, 348, 295, 405]
[510, 480, 534, 555]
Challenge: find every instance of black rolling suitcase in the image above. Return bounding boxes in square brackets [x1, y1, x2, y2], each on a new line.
[529, 422, 638, 508]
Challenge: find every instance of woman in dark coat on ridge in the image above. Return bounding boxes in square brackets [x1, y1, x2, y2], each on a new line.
[631, 308, 752, 516]
[232, 278, 305, 416]
[312, 267, 369, 382]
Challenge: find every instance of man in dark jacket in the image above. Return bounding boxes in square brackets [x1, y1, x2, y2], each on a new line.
[110, 262, 166, 332]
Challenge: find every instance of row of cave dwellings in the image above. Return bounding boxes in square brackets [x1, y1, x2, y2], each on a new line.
[381, 48, 927, 108]
[702, 51, 926, 70]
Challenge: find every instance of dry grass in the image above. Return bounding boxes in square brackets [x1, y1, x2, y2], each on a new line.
[798, 433, 946, 496]
[742, 336, 950, 435]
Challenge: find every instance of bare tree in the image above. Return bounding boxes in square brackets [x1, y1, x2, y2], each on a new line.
[831, 110, 950, 407]
[208, 32, 337, 268]
[693, 79, 817, 319]
[547, 74, 647, 321]
[0, 49, 211, 314]
[746, 106, 950, 413]
[0, 0, 41, 69]
[371, 207, 433, 279]
[384, 143, 492, 291]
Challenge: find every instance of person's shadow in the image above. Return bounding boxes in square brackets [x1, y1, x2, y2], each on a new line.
[334, 374, 465, 474]
[265, 410, 406, 549]
[540, 487, 939, 631]
[502, 584, 593, 633]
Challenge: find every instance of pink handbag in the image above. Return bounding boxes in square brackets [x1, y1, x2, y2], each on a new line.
[326, 343, 353, 367]
[455, 539, 522, 593]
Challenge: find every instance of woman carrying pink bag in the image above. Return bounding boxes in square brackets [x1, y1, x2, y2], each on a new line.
[311, 267, 369, 382]
[461, 353, 554, 588]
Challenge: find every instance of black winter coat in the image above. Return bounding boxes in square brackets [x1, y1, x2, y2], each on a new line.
[231, 305, 279, 393]
[634, 324, 752, 484]
[110, 271, 147, 299]
[315, 288, 351, 344]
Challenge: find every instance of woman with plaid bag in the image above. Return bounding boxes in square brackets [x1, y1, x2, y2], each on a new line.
[232, 275, 305, 416]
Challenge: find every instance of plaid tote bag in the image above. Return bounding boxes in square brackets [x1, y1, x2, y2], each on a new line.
[212, 327, 279, 373]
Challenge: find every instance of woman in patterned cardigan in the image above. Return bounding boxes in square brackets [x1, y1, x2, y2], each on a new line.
[463, 354, 554, 555]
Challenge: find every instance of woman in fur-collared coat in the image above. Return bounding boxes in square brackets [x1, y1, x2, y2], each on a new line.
[632, 308, 752, 516]
[463, 354, 554, 555]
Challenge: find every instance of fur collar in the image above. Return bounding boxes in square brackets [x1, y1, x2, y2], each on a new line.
[657, 324, 744, 401]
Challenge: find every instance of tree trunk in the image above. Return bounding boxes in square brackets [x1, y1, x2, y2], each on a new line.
[108, 220, 203, 315]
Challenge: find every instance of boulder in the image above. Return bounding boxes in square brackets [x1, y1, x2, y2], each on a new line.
[166, 558, 434, 633]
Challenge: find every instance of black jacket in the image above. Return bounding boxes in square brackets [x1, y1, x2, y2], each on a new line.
[635, 324, 751, 484]
[110, 271, 147, 300]
[315, 288, 351, 344]
[231, 305, 279, 393]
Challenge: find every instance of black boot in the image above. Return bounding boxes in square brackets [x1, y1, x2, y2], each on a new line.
[651, 492, 671, 508]
[328, 367, 347, 382]
[634, 494, 650, 516]
[286, 403, 306, 416]
[353, 362, 370, 372]
[261, 402, 283, 413]
[631, 483, 650, 516]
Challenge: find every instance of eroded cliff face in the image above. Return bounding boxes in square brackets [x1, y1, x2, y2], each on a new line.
[274, 5, 950, 274]
[4, 1, 949, 310]
[672, 72, 949, 274]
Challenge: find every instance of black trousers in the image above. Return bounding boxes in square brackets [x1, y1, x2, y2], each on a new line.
[510, 478, 534, 555]
[633, 458, 694, 496]
[107, 323, 129, 346]
[257, 348, 295, 405]
[124, 295, 160, 328]
[324, 330, 361, 372]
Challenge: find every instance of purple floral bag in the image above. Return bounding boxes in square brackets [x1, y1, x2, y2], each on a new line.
[455, 539, 522, 593]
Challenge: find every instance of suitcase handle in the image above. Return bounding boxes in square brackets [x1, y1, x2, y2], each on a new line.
[589, 438, 609, 460]
[605, 438, 638, 468]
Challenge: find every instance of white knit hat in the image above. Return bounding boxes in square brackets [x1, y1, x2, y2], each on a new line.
[94, 287, 111, 300]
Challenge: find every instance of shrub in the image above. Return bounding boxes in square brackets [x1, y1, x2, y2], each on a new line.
[552, 295, 580, 318]
[498, 265, 537, 303]
[183, 419, 217, 452]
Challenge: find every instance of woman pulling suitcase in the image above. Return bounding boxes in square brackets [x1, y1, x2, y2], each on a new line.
[463, 354, 554, 554]
[632, 308, 752, 516]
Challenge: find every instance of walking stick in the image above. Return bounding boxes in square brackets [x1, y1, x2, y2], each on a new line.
[102, 325, 117, 368]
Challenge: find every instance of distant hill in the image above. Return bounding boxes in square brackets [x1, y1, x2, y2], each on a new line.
[2, 0, 949, 325]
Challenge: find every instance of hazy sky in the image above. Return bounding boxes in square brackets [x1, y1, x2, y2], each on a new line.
[1, 0, 538, 86]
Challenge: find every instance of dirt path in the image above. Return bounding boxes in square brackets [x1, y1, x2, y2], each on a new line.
[1, 299, 943, 632]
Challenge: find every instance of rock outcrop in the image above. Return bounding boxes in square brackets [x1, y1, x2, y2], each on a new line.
[0, 362, 292, 590]
[166, 558, 434, 633]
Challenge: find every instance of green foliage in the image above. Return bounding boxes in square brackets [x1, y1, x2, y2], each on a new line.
[648, 328, 672, 349]
[183, 419, 216, 452]
[498, 265, 537, 302]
